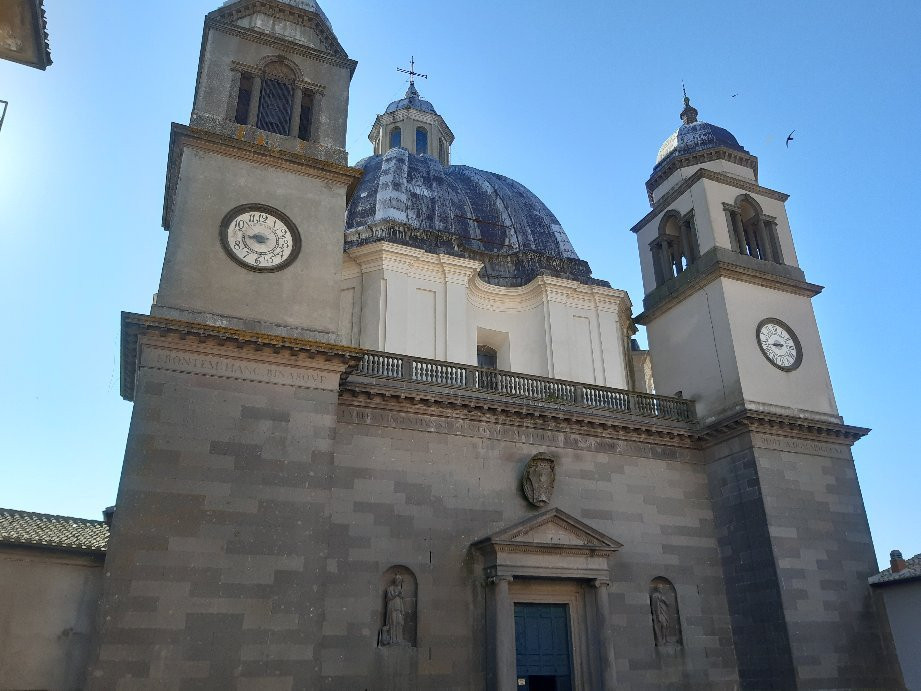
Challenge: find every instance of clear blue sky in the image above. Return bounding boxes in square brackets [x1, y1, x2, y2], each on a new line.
[1, 1, 918, 569]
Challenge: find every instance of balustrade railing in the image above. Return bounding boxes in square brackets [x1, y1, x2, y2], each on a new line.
[356, 351, 695, 423]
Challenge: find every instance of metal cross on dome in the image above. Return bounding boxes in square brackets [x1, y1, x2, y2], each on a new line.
[397, 56, 428, 86]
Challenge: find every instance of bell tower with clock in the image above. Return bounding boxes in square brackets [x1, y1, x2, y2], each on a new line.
[631, 96, 899, 688]
[153, 0, 359, 341]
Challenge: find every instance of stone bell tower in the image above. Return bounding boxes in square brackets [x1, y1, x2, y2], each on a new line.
[87, 2, 366, 687]
[630, 96, 902, 688]
[153, 0, 359, 341]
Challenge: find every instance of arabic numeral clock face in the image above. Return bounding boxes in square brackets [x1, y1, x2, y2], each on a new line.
[757, 318, 803, 371]
[220, 204, 301, 272]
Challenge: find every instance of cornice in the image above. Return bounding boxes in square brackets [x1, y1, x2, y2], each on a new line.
[636, 248, 823, 325]
[645, 148, 759, 205]
[120, 312, 364, 401]
[632, 168, 790, 234]
[162, 123, 362, 231]
[698, 408, 870, 448]
[206, 1, 355, 74]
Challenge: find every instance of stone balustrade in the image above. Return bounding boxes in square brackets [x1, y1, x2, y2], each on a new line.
[357, 351, 696, 423]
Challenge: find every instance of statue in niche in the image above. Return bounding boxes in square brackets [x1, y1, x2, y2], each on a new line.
[522, 453, 556, 507]
[378, 566, 417, 647]
[649, 578, 682, 647]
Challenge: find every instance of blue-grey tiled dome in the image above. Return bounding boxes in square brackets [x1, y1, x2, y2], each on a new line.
[347, 147, 579, 259]
[345, 147, 605, 287]
[384, 83, 437, 115]
[654, 96, 748, 170]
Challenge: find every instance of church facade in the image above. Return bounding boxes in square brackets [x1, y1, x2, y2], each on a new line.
[1, 0, 904, 689]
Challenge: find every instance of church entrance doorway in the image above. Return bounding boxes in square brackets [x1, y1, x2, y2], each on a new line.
[514, 603, 573, 691]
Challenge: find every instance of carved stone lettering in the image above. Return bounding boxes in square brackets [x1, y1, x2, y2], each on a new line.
[749, 433, 850, 459]
[338, 406, 695, 463]
[140, 345, 336, 391]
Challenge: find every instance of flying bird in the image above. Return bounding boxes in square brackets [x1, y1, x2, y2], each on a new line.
[731, 93, 741, 98]
[786, 130, 795, 147]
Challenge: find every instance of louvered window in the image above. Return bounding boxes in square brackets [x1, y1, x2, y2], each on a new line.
[257, 78, 293, 135]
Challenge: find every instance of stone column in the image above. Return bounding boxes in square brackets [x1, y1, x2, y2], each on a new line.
[592, 579, 617, 691]
[656, 240, 674, 283]
[649, 240, 665, 286]
[486, 576, 515, 691]
[247, 75, 262, 127]
[756, 218, 774, 262]
[729, 210, 747, 255]
[679, 222, 693, 267]
[289, 87, 304, 138]
[765, 220, 784, 263]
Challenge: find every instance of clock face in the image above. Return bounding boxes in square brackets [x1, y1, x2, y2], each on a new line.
[756, 318, 803, 371]
[219, 204, 300, 272]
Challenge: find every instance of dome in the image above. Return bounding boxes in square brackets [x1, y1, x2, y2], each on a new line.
[654, 95, 748, 170]
[345, 147, 604, 287]
[384, 83, 437, 115]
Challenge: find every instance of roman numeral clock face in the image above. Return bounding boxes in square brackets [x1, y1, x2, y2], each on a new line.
[756, 318, 803, 371]
[220, 204, 301, 272]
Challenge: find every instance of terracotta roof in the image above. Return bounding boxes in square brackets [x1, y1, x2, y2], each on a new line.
[0, 507, 108, 554]
[869, 553, 921, 586]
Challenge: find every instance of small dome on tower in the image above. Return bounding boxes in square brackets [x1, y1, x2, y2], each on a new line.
[385, 83, 438, 115]
[654, 93, 747, 170]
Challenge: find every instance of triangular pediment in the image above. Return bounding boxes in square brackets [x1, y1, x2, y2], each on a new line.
[473, 508, 623, 553]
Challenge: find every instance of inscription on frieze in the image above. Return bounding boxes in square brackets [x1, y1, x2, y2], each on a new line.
[749, 432, 851, 459]
[140, 345, 337, 391]
[339, 406, 695, 462]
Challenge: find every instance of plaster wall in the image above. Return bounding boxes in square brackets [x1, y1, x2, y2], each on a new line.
[651, 158, 755, 205]
[193, 22, 351, 156]
[155, 147, 349, 337]
[644, 284, 741, 413]
[878, 583, 921, 689]
[0, 548, 103, 691]
[342, 244, 632, 387]
[721, 279, 838, 418]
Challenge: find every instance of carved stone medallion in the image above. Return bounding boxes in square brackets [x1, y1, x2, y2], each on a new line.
[522, 453, 556, 507]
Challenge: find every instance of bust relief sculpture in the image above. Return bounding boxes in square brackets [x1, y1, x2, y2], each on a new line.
[522, 453, 556, 507]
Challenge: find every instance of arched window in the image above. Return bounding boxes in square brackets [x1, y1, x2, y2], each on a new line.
[416, 126, 428, 155]
[389, 126, 402, 149]
[727, 197, 783, 264]
[257, 61, 296, 135]
[650, 211, 699, 287]
[477, 345, 498, 369]
[233, 60, 313, 141]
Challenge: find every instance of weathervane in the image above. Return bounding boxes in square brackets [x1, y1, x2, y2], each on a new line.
[397, 56, 428, 86]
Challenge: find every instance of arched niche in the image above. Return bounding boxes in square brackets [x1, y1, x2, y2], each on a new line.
[649, 577, 682, 647]
[377, 565, 417, 648]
